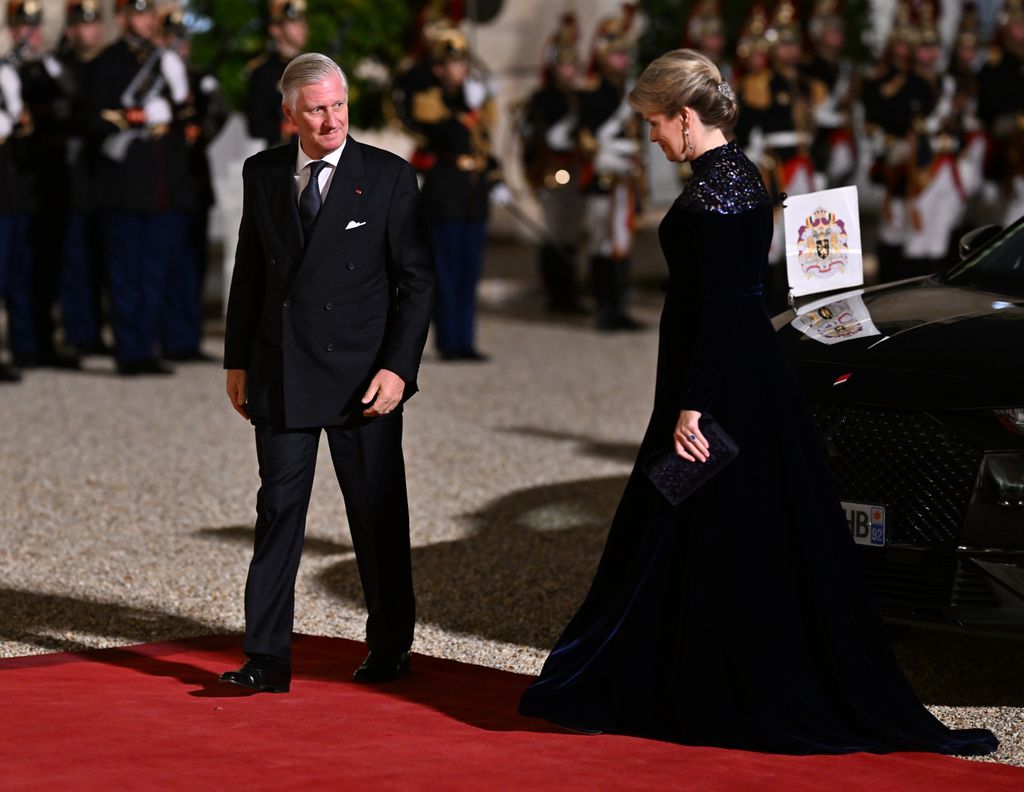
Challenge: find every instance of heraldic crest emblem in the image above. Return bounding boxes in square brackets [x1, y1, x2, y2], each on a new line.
[796, 206, 849, 279]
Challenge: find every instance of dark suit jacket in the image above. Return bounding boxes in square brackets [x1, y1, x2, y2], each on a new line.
[223, 138, 434, 429]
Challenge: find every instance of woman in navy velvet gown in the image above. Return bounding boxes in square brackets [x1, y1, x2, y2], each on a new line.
[518, 50, 997, 756]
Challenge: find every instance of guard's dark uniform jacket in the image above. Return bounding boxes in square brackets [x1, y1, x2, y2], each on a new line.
[245, 51, 289, 148]
[87, 37, 196, 213]
[405, 71, 500, 223]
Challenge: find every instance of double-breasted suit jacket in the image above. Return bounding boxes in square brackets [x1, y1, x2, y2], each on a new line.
[224, 138, 434, 428]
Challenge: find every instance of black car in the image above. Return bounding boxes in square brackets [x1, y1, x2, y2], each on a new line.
[774, 216, 1024, 635]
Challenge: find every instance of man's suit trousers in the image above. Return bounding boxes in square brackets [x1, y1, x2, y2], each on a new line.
[244, 414, 415, 663]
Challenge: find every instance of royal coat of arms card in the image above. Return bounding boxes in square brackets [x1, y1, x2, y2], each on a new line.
[783, 185, 864, 298]
[790, 289, 882, 346]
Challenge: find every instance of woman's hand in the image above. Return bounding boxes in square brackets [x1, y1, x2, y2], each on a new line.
[674, 409, 709, 463]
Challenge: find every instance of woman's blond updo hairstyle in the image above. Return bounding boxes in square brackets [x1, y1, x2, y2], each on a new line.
[628, 49, 739, 132]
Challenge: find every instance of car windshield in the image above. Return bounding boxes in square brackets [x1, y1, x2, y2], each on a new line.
[942, 217, 1024, 296]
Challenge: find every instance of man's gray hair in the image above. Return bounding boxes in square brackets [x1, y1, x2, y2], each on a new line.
[280, 53, 349, 109]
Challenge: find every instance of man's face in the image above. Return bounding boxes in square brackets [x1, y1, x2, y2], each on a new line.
[282, 73, 348, 160]
[271, 19, 308, 56]
[433, 58, 468, 92]
[915, 43, 940, 70]
[602, 49, 632, 76]
[774, 40, 801, 67]
[11, 24, 43, 55]
[68, 20, 104, 53]
[125, 10, 158, 41]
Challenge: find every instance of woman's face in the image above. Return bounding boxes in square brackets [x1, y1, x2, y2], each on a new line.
[645, 111, 686, 162]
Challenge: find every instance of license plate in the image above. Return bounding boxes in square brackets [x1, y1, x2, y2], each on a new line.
[842, 502, 886, 547]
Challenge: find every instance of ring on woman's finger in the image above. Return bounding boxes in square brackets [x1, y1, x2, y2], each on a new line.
[688, 434, 697, 442]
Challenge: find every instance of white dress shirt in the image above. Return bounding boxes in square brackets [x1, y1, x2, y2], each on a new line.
[294, 139, 346, 207]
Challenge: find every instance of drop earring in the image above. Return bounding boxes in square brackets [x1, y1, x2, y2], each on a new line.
[681, 113, 695, 158]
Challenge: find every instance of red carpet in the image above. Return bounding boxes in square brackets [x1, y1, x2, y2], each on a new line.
[1, 635, 1020, 791]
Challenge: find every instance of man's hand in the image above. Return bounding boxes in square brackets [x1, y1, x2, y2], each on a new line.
[361, 369, 406, 417]
[226, 369, 249, 420]
[673, 409, 709, 463]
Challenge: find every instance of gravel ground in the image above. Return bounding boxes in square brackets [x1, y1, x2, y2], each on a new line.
[0, 264, 1020, 767]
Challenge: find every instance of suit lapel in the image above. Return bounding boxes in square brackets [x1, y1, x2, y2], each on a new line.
[258, 141, 304, 283]
[291, 138, 366, 289]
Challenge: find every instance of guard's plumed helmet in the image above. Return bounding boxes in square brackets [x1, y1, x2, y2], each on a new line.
[159, 5, 187, 38]
[428, 25, 469, 63]
[270, 0, 306, 23]
[6, 0, 43, 26]
[65, 0, 100, 24]
[116, 0, 156, 14]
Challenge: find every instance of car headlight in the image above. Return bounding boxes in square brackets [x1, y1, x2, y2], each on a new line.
[995, 408, 1024, 436]
[980, 453, 1024, 507]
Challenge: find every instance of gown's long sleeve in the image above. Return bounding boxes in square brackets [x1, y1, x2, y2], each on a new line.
[677, 210, 746, 414]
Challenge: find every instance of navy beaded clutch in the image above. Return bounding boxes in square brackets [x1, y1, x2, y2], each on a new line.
[642, 416, 739, 506]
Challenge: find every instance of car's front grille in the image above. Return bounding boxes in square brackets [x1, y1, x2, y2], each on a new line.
[811, 404, 982, 546]
[856, 550, 1001, 621]
[857, 548, 955, 622]
[952, 558, 1002, 608]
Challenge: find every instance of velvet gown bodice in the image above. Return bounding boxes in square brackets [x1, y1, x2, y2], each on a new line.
[519, 141, 998, 757]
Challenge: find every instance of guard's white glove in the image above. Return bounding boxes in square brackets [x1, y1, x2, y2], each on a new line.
[199, 74, 220, 96]
[464, 77, 489, 110]
[42, 55, 63, 80]
[160, 49, 190, 104]
[594, 138, 638, 176]
[143, 97, 173, 126]
[490, 182, 513, 207]
[545, 114, 576, 152]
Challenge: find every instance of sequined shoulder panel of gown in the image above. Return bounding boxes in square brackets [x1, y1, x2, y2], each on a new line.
[678, 140, 770, 215]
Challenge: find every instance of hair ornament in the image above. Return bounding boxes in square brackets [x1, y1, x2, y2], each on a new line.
[717, 80, 736, 102]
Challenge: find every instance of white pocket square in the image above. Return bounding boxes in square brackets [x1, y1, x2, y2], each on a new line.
[345, 220, 367, 230]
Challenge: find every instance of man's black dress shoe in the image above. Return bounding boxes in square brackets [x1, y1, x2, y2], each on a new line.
[14, 352, 82, 370]
[220, 658, 291, 693]
[116, 358, 175, 376]
[0, 363, 22, 383]
[163, 349, 217, 363]
[353, 650, 411, 683]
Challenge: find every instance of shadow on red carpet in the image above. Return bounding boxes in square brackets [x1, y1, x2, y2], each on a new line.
[1, 634, 1019, 791]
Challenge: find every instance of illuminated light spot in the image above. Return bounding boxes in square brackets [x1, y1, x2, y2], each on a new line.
[554, 169, 571, 185]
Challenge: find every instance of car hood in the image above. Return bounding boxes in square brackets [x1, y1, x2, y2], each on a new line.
[776, 278, 1024, 409]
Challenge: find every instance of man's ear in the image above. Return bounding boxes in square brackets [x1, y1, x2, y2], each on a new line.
[281, 100, 294, 124]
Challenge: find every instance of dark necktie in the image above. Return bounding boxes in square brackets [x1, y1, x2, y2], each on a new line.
[299, 160, 328, 241]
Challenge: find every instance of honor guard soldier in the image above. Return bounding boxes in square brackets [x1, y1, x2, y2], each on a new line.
[803, 0, 857, 188]
[861, 1, 937, 282]
[946, 4, 988, 232]
[6, 0, 81, 369]
[157, 4, 230, 361]
[520, 12, 586, 314]
[405, 24, 505, 360]
[87, 0, 196, 375]
[733, 2, 773, 153]
[58, 0, 108, 358]
[245, 0, 307, 149]
[578, 2, 643, 331]
[684, 1, 731, 83]
[0, 5, 32, 381]
[977, 0, 1024, 225]
[901, 2, 986, 275]
[755, 1, 817, 278]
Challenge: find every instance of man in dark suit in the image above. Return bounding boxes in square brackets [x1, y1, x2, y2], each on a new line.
[220, 53, 433, 693]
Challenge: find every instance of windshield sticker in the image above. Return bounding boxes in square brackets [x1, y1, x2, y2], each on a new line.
[791, 293, 881, 345]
